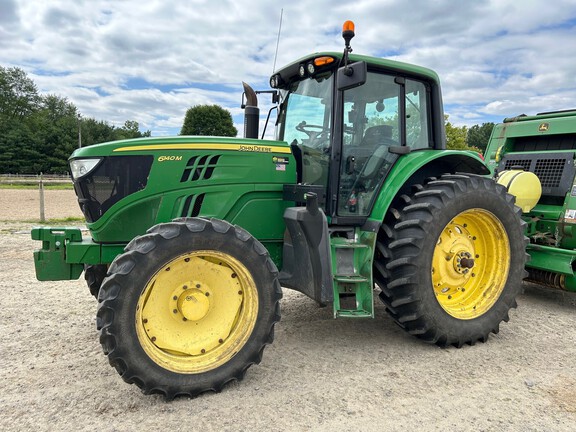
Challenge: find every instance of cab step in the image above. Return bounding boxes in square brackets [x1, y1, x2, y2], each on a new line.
[331, 235, 374, 318]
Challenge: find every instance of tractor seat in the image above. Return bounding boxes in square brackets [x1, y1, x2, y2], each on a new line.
[361, 125, 393, 147]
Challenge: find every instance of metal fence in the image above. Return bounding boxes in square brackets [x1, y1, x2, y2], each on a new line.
[0, 173, 72, 184]
[0, 173, 73, 222]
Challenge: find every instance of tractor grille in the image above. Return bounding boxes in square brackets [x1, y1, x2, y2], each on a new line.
[181, 194, 205, 217]
[500, 152, 574, 196]
[180, 155, 221, 182]
[73, 155, 153, 223]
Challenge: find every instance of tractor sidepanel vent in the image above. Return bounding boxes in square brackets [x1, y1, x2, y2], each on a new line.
[500, 152, 574, 197]
[180, 155, 221, 182]
[181, 194, 206, 217]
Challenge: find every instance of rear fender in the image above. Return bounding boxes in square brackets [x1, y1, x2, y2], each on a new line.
[368, 150, 489, 224]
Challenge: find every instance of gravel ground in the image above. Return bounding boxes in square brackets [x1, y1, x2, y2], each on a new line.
[1, 191, 575, 431]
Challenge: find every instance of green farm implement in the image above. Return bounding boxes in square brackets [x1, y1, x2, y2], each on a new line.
[485, 109, 576, 292]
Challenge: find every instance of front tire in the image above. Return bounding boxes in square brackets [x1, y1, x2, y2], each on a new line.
[97, 218, 282, 399]
[84, 264, 107, 298]
[375, 174, 527, 347]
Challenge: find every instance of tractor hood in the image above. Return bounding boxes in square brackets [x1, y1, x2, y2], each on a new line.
[69, 135, 291, 159]
[68, 136, 295, 242]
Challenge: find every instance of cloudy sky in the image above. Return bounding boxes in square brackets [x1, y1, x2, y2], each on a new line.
[2, 0, 576, 137]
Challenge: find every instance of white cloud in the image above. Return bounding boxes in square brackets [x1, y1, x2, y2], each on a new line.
[1, 0, 575, 135]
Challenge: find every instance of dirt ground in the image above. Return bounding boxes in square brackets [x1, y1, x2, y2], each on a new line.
[1, 190, 576, 431]
[0, 188, 83, 221]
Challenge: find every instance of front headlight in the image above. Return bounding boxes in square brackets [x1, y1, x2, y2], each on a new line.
[69, 158, 102, 180]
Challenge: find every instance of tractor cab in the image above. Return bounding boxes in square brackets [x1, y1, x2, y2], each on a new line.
[270, 21, 445, 224]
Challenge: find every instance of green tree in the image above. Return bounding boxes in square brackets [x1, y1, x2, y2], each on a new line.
[0, 66, 153, 173]
[113, 120, 151, 141]
[445, 115, 481, 152]
[0, 66, 45, 172]
[0, 66, 41, 127]
[35, 95, 80, 172]
[467, 122, 495, 154]
[180, 104, 237, 136]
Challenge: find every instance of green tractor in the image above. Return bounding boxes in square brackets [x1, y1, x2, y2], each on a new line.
[485, 109, 576, 291]
[32, 22, 527, 398]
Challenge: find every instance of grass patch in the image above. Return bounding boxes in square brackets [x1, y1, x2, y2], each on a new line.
[19, 216, 86, 225]
[0, 183, 74, 190]
[40, 216, 85, 224]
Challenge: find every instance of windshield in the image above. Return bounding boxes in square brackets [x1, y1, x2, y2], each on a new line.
[277, 71, 333, 184]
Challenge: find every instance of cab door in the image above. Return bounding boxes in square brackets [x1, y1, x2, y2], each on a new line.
[333, 71, 432, 221]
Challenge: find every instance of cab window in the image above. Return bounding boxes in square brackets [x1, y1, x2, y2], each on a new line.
[338, 72, 430, 216]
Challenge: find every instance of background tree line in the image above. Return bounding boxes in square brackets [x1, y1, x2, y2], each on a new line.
[445, 115, 494, 154]
[1, 65, 493, 174]
[0, 66, 150, 174]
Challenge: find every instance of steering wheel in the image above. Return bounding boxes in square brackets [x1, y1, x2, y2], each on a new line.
[296, 121, 328, 137]
[296, 121, 330, 152]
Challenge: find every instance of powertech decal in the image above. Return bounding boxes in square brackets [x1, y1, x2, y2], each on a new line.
[272, 156, 289, 164]
[113, 143, 291, 154]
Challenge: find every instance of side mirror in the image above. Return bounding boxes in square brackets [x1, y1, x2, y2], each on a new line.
[337, 61, 367, 91]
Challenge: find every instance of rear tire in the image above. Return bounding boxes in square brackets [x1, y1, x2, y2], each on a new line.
[374, 174, 527, 347]
[97, 218, 282, 399]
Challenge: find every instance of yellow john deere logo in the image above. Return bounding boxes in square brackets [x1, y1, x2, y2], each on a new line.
[538, 122, 549, 132]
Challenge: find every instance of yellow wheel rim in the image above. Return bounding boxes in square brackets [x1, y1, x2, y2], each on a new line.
[135, 251, 258, 374]
[431, 209, 510, 320]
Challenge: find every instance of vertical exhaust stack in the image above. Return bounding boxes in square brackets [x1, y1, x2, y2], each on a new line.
[242, 82, 259, 139]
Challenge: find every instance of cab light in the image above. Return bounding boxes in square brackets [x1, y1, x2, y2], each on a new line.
[298, 64, 306, 77]
[343, 20, 355, 33]
[70, 158, 102, 180]
[314, 56, 335, 67]
[270, 75, 278, 88]
[306, 62, 315, 74]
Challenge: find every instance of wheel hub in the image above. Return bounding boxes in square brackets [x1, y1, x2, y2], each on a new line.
[453, 251, 474, 274]
[178, 288, 210, 321]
